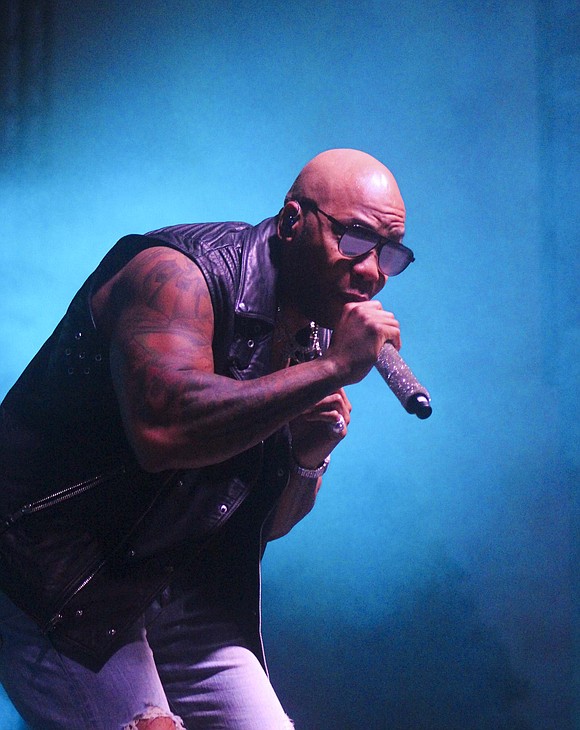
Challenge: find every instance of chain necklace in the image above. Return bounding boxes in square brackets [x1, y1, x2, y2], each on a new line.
[274, 309, 322, 365]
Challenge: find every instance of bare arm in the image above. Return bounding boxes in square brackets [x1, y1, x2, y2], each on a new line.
[264, 388, 352, 540]
[92, 246, 398, 473]
[264, 472, 323, 541]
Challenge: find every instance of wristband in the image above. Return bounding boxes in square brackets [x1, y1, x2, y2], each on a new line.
[290, 454, 331, 479]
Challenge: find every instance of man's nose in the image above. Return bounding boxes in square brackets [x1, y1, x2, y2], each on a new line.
[352, 248, 384, 283]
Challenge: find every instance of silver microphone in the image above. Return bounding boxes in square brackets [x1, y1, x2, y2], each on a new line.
[375, 343, 432, 419]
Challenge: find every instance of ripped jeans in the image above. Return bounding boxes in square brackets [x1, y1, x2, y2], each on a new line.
[0, 585, 293, 730]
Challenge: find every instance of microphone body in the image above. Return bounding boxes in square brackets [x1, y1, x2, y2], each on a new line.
[375, 343, 432, 419]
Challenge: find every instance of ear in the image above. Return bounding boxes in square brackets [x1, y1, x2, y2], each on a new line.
[277, 201, 302, 241]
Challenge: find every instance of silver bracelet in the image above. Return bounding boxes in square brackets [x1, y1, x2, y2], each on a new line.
[290, 454, 331, 479]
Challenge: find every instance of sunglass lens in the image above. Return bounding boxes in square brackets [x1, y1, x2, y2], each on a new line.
[339, 229, 414, 276]
[338, 231, 376, 258]
[379, 246, 411, 276]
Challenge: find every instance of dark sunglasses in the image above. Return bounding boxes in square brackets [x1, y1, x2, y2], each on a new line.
[299, 198, 414, 277]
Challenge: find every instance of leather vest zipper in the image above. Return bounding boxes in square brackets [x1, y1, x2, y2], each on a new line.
[1, 465, 126, 533]
[40, 465, 174, 634]
[45, 558, 108, 633]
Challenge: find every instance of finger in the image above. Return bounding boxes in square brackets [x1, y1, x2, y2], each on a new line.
[301, 409, 349, 425]
[301, 390, 351, 416]
[338, 388, 352, 414]
[301, 401, 351, 425]
[330, 413, 347, 435]
[304, 408, 349, 436]
[382, 312, 401, 351]
[387, 330, 402, 351]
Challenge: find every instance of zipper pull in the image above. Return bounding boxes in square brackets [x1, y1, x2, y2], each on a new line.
[46, 612, 64, 633]
[1, 506, 29, 532]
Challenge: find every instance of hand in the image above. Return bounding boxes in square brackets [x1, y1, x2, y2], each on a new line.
[326, 301, 401, 385]
[290, 388, 352, 469]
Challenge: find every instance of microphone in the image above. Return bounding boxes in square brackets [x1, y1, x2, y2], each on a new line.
[375, 343, 432, 419]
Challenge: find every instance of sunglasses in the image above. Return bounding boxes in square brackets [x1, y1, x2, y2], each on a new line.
[299, 199, 414, 277]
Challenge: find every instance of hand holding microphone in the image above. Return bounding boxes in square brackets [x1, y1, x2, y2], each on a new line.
[329, 301, 432, 420]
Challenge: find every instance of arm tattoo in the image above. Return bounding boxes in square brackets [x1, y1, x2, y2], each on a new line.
[110, 248, 216, 422]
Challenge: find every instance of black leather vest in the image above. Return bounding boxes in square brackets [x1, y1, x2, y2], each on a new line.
[0, 217, 319, 666]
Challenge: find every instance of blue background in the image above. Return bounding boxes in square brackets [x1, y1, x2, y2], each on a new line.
[0, 1, 577, 728]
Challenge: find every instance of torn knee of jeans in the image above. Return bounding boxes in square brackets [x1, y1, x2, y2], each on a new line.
[123, 704, 186, 730]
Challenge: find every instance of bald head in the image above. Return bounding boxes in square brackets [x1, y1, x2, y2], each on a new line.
[278, 149, 407, 329]
[285, 148, 404, 216]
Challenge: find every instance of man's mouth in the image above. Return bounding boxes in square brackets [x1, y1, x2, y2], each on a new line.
[341, 291, 370, 303]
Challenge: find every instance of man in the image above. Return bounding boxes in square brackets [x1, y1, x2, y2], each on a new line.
[0, 149, 412, 729]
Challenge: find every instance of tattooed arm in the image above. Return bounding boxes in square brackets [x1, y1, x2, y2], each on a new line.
[92, 246, 397, 472]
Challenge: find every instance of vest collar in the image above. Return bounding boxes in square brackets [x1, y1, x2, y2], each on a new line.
[234, 217, 280, 325]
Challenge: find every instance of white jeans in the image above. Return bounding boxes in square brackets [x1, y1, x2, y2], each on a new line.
[0, 586, 293, 729]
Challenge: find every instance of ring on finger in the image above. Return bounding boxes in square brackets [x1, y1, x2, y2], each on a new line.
[332, 415, 346, 434]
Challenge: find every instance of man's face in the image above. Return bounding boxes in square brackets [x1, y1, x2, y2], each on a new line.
[287, 182, 406, 329]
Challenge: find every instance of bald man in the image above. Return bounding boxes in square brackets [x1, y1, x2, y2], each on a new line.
[0, 149, 414, 729]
